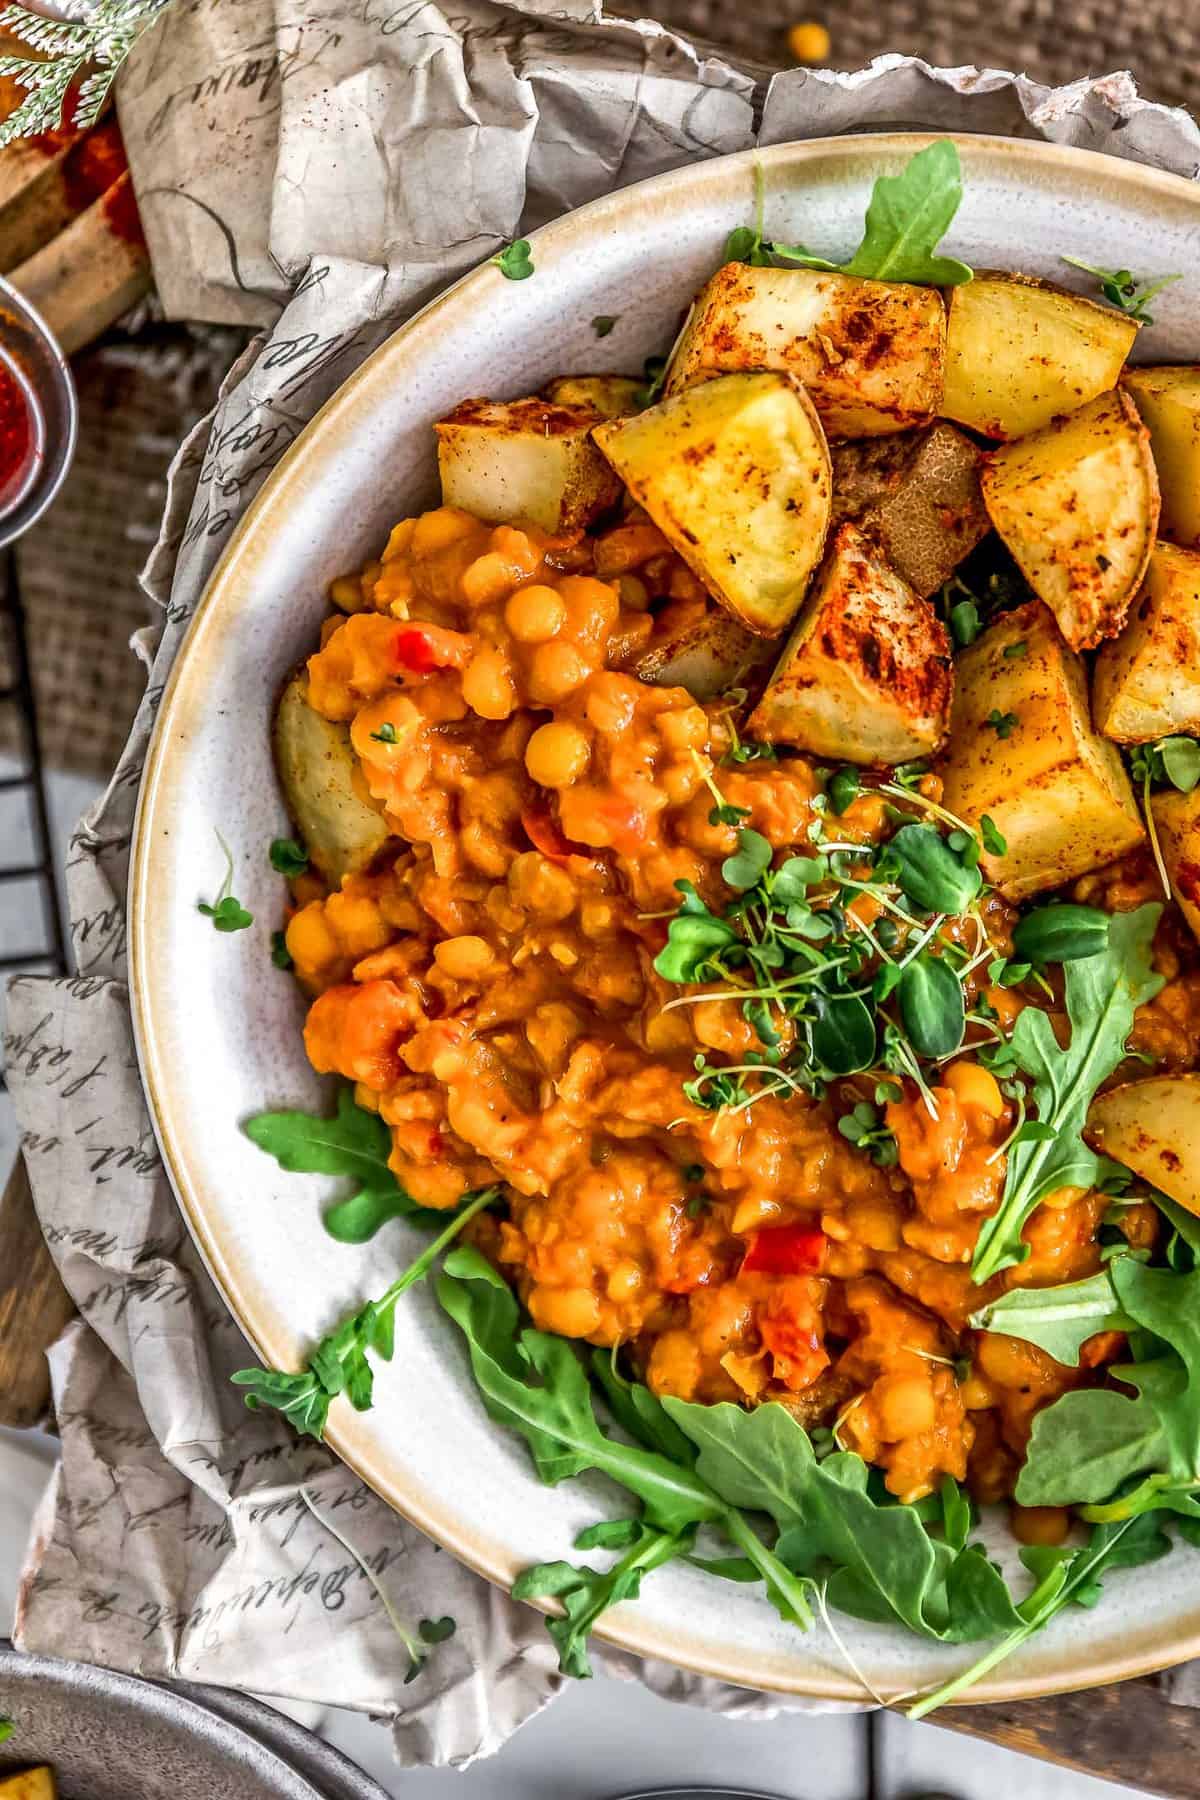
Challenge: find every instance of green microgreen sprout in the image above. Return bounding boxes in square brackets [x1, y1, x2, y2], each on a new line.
[1129, 735, 1200, 900]
[198, 832, 253, 933]
[1061, 256, 1182, 324]
[492, 239, 534, 280]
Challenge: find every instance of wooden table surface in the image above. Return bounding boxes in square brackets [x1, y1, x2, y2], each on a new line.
[3, 1150, 1199, 1794]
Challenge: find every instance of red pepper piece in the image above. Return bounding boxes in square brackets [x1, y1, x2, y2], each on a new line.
[392, 628, 443, 674]
[741, 1223, 826, 1277]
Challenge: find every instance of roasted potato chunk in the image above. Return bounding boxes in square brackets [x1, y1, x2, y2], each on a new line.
[274, 671, 390, 884]
[593, 371, 832, 637]
[1087, 1075, 1200, 1217]
[941, 272, 1138, 440]
[830, 422, 989, 599]
[1093, 543, 1200, 743]
[542, 375, 642, 419]
[980, 389, 1159, 651]
[664, 261, 945, 438]
[0, 1772, 57, 1800]
[939, 600, 1144, 900]
[436, 395, 621, 532]
[631, 604, 771, 701]
[746, 522, 951, 764]
[1150, 785, 1200, 947]
[1123, 366, 1200, 549]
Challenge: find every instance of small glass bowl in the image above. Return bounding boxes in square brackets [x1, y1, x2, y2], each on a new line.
[0, 274, 78, 548]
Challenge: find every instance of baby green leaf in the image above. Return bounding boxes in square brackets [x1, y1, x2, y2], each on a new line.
[970, 1265, 1135, 1366]
[985, 709, 1019, 739]
[512, 1523, 687, 1678]
[1061, 256, 1182, 324]
[269, 836, 309, 877]
[841, 140, 972, 286]
[810, 991, 877, 1076]
[198, 831, 253, 933]
[418, 1615, 457, 1644]
[828, 766, 861, 815]
[1012, 903, 1111, 966]
[898, 953, 965, 1060]
[492, 238, 534, 280]
[722, 827, 773, 891]
[654, 909, 739, 984]
[270, 930, 294, 970]
[885, 822, 982, 916]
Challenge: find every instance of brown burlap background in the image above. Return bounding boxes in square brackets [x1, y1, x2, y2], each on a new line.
[6, 3, 1199, 781]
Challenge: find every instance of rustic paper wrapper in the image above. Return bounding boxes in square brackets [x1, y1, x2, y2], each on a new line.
[6, 0, 1200, 1764]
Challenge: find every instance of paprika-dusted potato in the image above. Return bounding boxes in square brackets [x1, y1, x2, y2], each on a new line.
[273, 671, 390, 883]
[1093, 542, 1200, 742]
[830, 421, 989, 598]
[746, 522, 951, 763]
[1123, 365, 1200, 549]
[436, 395, 622, 532]
[0, 1771, 57, 1800]
[941, 272, 1138, 440]
[980, 389, 1159, 651]
[663, 261, 945, 438]
[593, 371, 832, 637]
[1150, 785, 1200, 947]
[631, 603, 771, 701]
[542, 374, 643, 419]
[1087, 1075, 1200, 1218]
[939, 600, 1145, 900]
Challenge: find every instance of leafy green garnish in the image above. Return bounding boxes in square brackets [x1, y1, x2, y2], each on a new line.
[244, 1086, 450, 1242]
[970, 904, 1162, 1283]
[231, 1186, 499, 1438]
[198, 832, 253, 933]
[1130, 734, 1200, 900]
[882, 823, 982, 916]
[269, 837, 309, 877]
[492, 239, 534, 281]
[371, 722, 398, 745]
[725, 141, 972, 288]
[1011, 903, 1111, 967]
[591, 315, 618, 337]
[1061, 256, 1182, 325]
[513, 1521, 685, 1678]
[969, 1263, 1136, 1367]
[271, 930, 294, 970]
[418, 1615, 457, 1644]
[827, 766, 861, 815]
[897, 952, 965, 1059]
[984, 709, 1018, 739]
[837, 1101, 898, 1168]
[0, 1718, 11, 1745]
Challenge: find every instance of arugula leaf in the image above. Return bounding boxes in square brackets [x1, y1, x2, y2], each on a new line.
[439, 1249, 813, 1627]
[1017, 1363, 1171, 1507]
[841, 140, 972, 285]
[1109, 1260, 1200, 1479]
[907, 1511, 1175, 1718]
[512, 1522, 687, 1678]
[231, 1188, 498, 1438]
[244, 1086, 447, 1240]
[970, 1264, 1135, 1367]
[971, 904, 1163, 1282]
[663, 1398, 1020, 1643]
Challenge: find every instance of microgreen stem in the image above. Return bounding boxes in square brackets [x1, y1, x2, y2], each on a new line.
[1143, 770, 1173, 902]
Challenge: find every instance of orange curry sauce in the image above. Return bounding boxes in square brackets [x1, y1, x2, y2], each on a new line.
[285, 505, 1200, 1534]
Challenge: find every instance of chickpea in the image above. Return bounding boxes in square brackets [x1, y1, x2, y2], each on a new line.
[526, 720, 591, 788]
[607, 1260, 644, 1302]
[873, 1373, 937, 1441]
[1011, 1503, 1072, 1547]
[506, 584, 567, 644]
[944, 1059, 1005, 1119]
[329, 574, 362, 612]
[530, 1284, 602, 1339]
[434, 934, 494, 980]
[411, 506, 477, 556]
[528, 640, 590, 703]
[788, 20, 831, 62]
[462, 649, 516, 719]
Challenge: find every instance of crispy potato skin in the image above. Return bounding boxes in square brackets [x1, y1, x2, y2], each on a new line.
[1123, 366, 1200, 549]
[273, 671, 390, 883]
[631, 604, 771, 700]
[436, 395, 622, 532]
[747, 521, 951, 763]
[1087, 1074, 1200, 1217]
[1151, 786, 1200, 947]
[941, 272, 1138, 440]
[542, 375, 642, 419]
[1093, 542, 1200, 742]
[593, 371, 832, 637]
[980, 389, 1159, 652]
[665, 261, 945, 438]
[939, 599, 1144, 899]
[830, 421, 989, 598]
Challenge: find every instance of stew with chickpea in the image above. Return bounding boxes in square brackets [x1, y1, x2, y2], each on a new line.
[233, 142, 1200, 1711]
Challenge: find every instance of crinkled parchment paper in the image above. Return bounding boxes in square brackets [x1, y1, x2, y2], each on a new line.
[6, 0, 1200, 1764]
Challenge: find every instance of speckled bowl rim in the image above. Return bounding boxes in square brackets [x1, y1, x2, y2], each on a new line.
[131, 131, 1200, 1704]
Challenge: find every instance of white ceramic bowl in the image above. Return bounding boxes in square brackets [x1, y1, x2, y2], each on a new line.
[131, 133, 1200, 1703]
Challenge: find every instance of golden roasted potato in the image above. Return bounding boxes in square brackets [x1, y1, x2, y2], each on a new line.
[746, 522, 952, 764]
[941, 272, 1138, 440]
[1087, 1075, 1200, 1217]
[0, 1771, 57, 1800]
[542, 375, 642, 419]
[980, 389, 1159, 651]
[1123, 366, 1200, 549]
[435, 395, 621, 532]
[939, 599, 1144, 900]
[830, 422, 989, 599]
[631, 604, 770, 701]
[664, 261, 944, 438]
[1150, 785, 1200, 946]
[273, 671, 390, 884]
[1093, 543, 1200, 742]
[592, 372, 832, 638]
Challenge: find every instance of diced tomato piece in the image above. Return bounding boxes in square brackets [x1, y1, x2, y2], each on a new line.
[392, 628, 442, 673]
[520, 806, 591, 863]
[741, 1223, 826, 1277]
